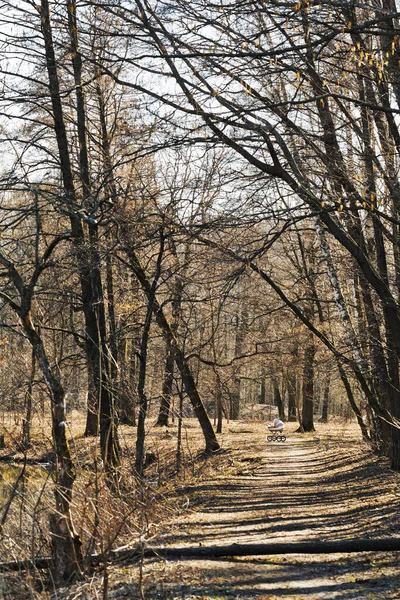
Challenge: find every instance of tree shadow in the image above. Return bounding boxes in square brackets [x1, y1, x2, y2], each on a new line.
[113, 553, 400, 599]
[144, 436, 400, 597]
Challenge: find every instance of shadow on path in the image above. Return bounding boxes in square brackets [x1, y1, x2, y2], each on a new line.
[143, 427, 400, 599]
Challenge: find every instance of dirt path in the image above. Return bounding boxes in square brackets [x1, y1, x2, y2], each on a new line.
[37, 422, 400, 600]
[159, 436, 398, 547]
[130, 424, 400, 599]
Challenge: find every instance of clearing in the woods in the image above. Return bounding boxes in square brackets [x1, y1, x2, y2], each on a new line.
[2, 420, 400, 599]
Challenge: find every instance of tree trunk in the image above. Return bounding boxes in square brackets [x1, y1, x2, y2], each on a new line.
[157, 275, 183, 427]
[122, 248, 219, 453]
[22, 347, 35, 447]
[216, 374, 223, 434]
[41, 0, 119, 467]
[84, 373, 99, 436]
[156, 342, 174, 427]
[358, 274, 392, 454]
[118, 337, 138, 426]
[21, 312, 83, 583]
[106, 250, 119, 404]
[230, 377, 240, 421]
[320, 376, 329, 423]
[176, 387, 184, 473]
[391, 427, 400, 471]
[135, 236, 164, 475]
[135, 333, 150, 477]
[337, 363, 370, 441]
[260, 376, 266, 405]
[388, 342, 400, 470]
[174, 353, 220, 453]
[301, 338, 315, 432]
[286, 372, 297, 421]
[272, 376, 285, 421]
[230, 310, 246, 420]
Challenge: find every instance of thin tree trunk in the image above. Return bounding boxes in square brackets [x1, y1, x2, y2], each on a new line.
[135, 314, 151, 476]
[106, 252, 119, 401]
[301, 337, 315, 432]
[216, 374, 223, 434]
[156, 276, 183, 427]
[157, 345, 174, 427]
[176, 386, 184, 473]
[22, 347, 35, 447]
[272, 376, 285, 421]
[320, 376, 329, 423]
[260, 376, 266, 405]
[230, 309, 246, 420]
[286, 372, 297, 421]
[135, 235, 164, 475]
[315, 219, 370, 376]
[84, 373, 99, 436]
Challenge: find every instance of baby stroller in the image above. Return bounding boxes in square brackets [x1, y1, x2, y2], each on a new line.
[267, 425, 286, 443]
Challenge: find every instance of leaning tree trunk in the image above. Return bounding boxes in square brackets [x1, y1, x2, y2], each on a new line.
[173, 351, 220, 453]
[22, 313, 83, 584]
[358, 84, 397, 459]
[135, 325, 151, 477]
[122, 247, 220, 454]
[358, 273, 393, 454]
[337, 363, 370, 441]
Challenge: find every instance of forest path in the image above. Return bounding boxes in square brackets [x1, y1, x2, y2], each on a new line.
[135, 424, 400, 599]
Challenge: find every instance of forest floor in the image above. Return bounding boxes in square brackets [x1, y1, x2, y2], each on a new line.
[2, 418, 400, 599]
